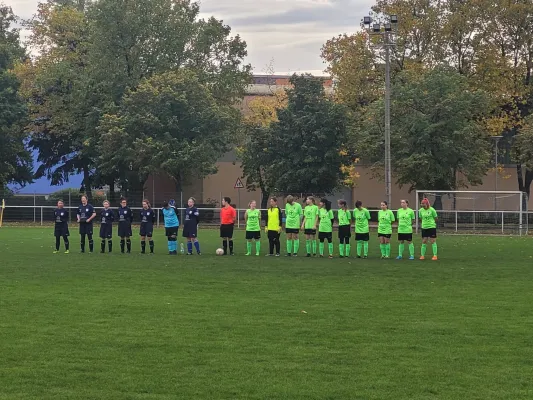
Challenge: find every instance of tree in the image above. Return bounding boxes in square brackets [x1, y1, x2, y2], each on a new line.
[0, 4, 32, 191]
[98, 69, 240, 194]
[357, 68, 491, 207]
[238, 89, 287, 209]
[266, 74, 350, 194]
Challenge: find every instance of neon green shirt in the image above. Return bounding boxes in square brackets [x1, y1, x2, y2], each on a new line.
[318, 208, 334, 233]
[353, 208, 371, 234]
[378, 209, 395, 234]
[419, 207, 438, 229]
[285, 202, 303, 229]
[303, 205, 319, 229]
[246, 209, 260, 231]
[397, 208, 415, 234]
[338, 209, 351, 226]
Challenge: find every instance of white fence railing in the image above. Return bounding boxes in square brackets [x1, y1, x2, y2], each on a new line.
[0, 205, 529, 234]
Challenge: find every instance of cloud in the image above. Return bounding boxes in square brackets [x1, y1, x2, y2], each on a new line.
[8, 0, 374, 73]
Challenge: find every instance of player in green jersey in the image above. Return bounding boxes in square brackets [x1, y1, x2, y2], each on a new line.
[353, 200, 371, 258]
[396, 199, 415, 260]
[284, 195, 303, 256]
[301, 196, 319, 257]
[378, 201, 395, 259]
[337, 199, 352, 258]
[318, 198, 334, 259]
[244, 200, 261, 256]
[419, 198, 438, 261]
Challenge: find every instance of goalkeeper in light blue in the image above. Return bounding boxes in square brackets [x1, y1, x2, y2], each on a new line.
[162, 199, 180, 255]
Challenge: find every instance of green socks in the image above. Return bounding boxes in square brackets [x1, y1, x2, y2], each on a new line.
[345, 244, 351, 257]
[255, 241, 261, 255]
[287, 240, 293, 254]
[293, 239, 300, 254]
[319, 242, 324, 256]
[409, 243, 415, 257]
[328, 243, 333, 256]
[339, 244, 345, 257]
[306, 240, 311, 254]
[432, 243, 438, 256]
[312, 240, 317, 255]
[421, 244, 427, 256]
[364, 242, 369, 257]
[379, 244, 385, 257]
[246, 242, 252, 255]
[386, 244, 391, 258]
[398, 243, 404, 257]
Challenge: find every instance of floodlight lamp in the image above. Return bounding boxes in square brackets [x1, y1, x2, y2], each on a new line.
[373, 23, 381, 33]
[384, 23, 392, 32]
[390, 15, 398, 24]
[363, 16, 372, 26]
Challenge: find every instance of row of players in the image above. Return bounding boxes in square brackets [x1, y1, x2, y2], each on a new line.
[52, 195, 439, 260]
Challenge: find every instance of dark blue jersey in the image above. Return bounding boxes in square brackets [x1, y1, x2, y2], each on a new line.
[77, 203, 95, 222]
[184, 207, 200, 227]
[100, 208, 115, 225]
[117, 206, 133, 224]
[140, 209, 156, 224]
[54, 208, 69, 224]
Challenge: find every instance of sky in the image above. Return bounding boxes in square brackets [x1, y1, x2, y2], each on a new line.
[6, 0, 374, 75]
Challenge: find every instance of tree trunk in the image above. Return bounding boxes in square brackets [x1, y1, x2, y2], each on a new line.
[108, 179, 116, 203]
[517, 164, 533, 210]
[82, 167, 92, 203]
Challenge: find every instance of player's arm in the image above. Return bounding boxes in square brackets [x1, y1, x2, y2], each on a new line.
[244, 209, 248, 224]
[76, 208, 81, 223]
[129, 208, 134, 223]
[152, 211, 156, 224]
[300, 214, 306, 230]
[433, 208, 438, 222]
[87, 208, 96, 223]
[329, 210, 334, 225]
[195, 208, 200, 224]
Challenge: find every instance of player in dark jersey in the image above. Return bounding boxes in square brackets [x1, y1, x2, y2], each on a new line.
[77, 195, 96, 253]
[117, 198, 133, 254]
[53, 200, 70, 254]
[140, 199, 155, 254]
[99, 200, 115, 253]
[183, 197, 201, 255]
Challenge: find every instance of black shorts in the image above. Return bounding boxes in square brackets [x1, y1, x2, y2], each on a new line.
[378, 233, 392, 239]
[246, 231, 261, 240]
[267, 230, 280, 240]
[220, 224, 234, 238]
[79, 222, 93, 235]
[100, 224, 113, 239]
[422, 228, 437, 239]
[286, 228, 299, 234]
[398, 233, 413, 242]
[338, 225, 351, 239]
[54, 223, 69, 237]
[183, 224, 198, 238]
[304, 229, 317, 235]
[118, 222, 132, 238]
[165, 227, 179, 237]
[140, 223, 153, 237]
[318, 232, 332, 242]
[355, 233, 370, 242]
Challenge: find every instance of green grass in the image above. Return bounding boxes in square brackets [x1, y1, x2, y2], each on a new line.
[1, 227, 533, 400]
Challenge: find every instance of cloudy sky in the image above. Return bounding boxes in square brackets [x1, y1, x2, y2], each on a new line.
[6, 0, 374, 75]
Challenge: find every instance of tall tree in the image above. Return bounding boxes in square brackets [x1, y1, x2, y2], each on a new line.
[0, 4, 32, 191]
[357, 68, 491, 207]
[98, 70, 240, 194]
[266, 74, 350, 194]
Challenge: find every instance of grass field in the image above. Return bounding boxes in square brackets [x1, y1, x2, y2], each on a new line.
[1, 227, 533, 400]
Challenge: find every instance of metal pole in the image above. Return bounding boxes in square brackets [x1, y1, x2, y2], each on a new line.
[33, 192, 36, 223]
[384, 33, 392, 206]
[519, 192, 523, 236]
[40, 207, 43, 226]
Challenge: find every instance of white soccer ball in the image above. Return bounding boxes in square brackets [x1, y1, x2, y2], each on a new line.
[216, 248, 224, 256]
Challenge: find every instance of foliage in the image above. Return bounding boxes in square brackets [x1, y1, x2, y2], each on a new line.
[266, 74, 350, 194]
[98, 70, 239, 191]
[0, 4, 32, 190]
[357, 68, 491, 192]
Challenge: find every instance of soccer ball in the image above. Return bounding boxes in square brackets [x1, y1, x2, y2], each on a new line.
[216, 248, 224, 256]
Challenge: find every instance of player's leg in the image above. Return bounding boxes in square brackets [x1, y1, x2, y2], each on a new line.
[267, 231, 275, 256]
[141, 236, 146, 254]
[345, 236, 351, 257]
[319, 234, 325, 257]
[286, 232, 293, 256]
[293, 231, 300, 256]
[397, 238, 405, 260]
[420, 236, 428, 260]
[379, 236, 386, 258]
[80, 230, 86, 253]
[408, 237, 415, 260]
[363, 236, 369, 258]
[339, 234, 345, 258]
[166, 229, 173, 254]
[120, 236, 126, 253]
[245, 231, 252, 255]
[274, 232, 281, 256]
[100, 225, 106, 253]
[431, 236, 438, 260]
[63, 235, 69, 253]
[228, 226, 235, 255]
[107, 229, 113, 253]
[305, 233, 311, 257]
[327, 235, 333, 258]
[187, 238, 193, 255]
[126, 234, 132, 253]
[87, 232, 94, 253]
[255, 233, 261, 256]
[54, 233, 61, 253]
[222, 237, 228, 255]
[149, 233, 155, 253]
[385, 237, 391, 258]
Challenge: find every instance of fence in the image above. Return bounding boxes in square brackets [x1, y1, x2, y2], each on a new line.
[0, 204, 530, 234]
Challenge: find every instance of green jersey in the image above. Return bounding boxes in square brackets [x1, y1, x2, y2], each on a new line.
[378, 209, 395, 235]
[419, 207, 438, 229]
[285, 202, 303, 229]
[338, 209, 351, 226]
[303, 204, 319, 229]
[318, 208, 334, 233]
[246, 209, 260, 231]
[353, 208, 371, 234]
[397, 208, 415, 234]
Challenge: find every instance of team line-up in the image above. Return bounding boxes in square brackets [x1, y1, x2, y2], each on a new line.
[52, 194, 439, 260]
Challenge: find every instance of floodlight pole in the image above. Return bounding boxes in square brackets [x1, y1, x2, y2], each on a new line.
[492, 135, 503, 211]
[384, 32, 392, 207]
